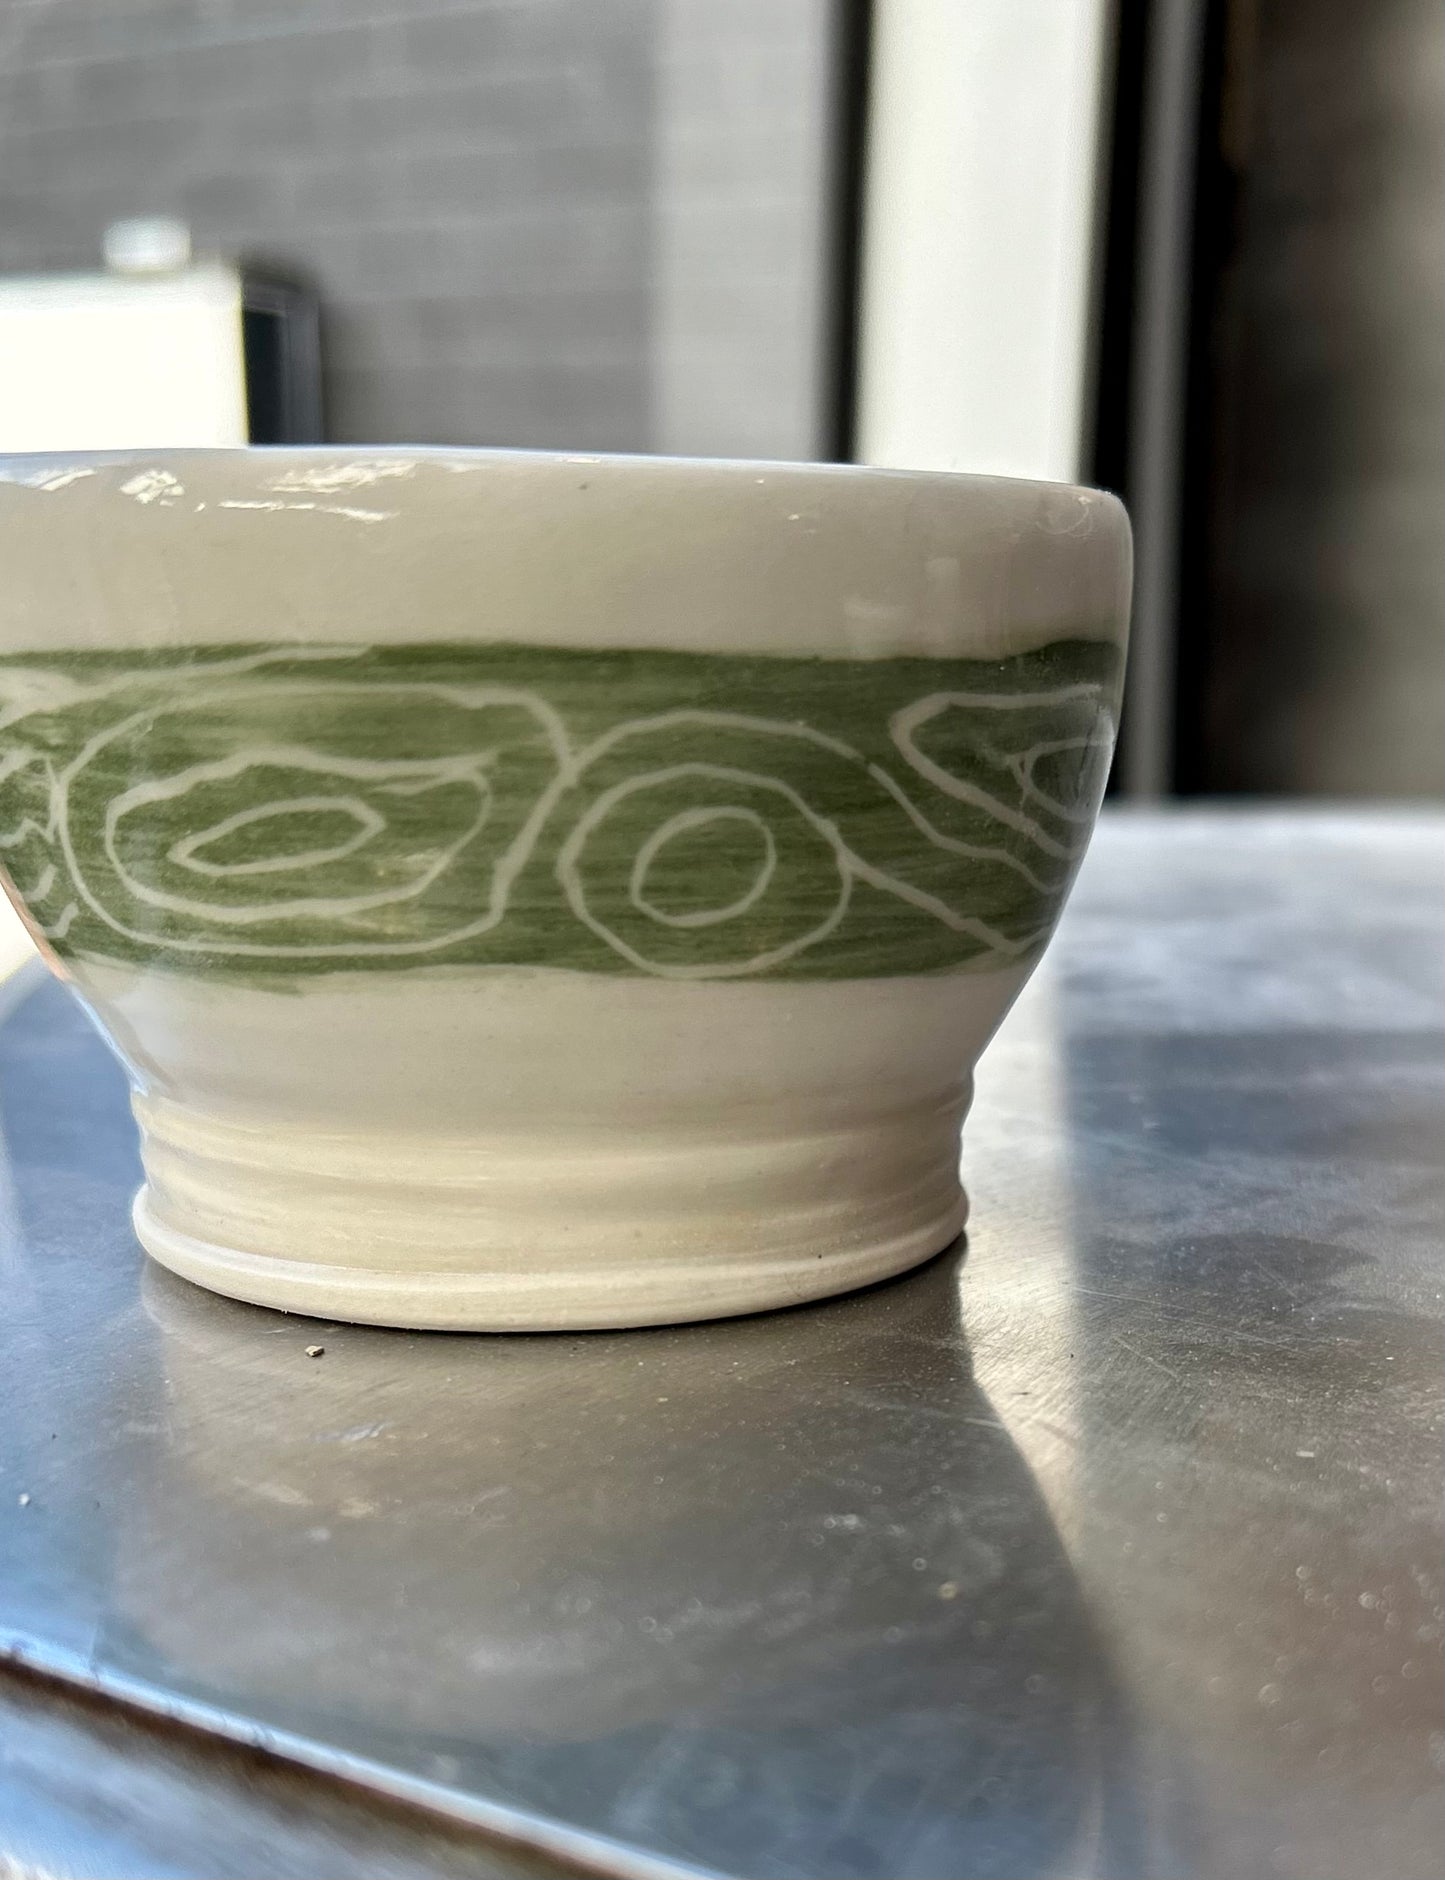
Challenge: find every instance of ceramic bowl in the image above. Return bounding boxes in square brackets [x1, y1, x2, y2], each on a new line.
[0, 448, 1129, 1330]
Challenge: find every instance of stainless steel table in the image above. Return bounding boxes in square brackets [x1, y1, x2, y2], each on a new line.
[1, 808, 1441, 1880]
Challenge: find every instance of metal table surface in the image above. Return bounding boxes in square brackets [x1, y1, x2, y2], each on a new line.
[0, 808, 1441, 1880]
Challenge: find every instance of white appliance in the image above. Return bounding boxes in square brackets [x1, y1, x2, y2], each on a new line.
[0, 221, 321, 454]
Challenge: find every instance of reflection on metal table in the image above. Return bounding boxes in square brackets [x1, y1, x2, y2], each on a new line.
[1, 808, 1441, 1880]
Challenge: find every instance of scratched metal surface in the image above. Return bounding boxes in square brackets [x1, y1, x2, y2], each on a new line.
[0, 1661, 593, 1880]
[0, 809, 1441, 1880]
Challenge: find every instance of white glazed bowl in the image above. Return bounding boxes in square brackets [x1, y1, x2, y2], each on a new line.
[0, 449, 1129, 1329]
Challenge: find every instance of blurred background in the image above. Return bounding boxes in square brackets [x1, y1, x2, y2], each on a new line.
[0, 0, 1440, 799]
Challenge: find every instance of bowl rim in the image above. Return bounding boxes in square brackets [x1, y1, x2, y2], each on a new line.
[0, 441, 1125, 511]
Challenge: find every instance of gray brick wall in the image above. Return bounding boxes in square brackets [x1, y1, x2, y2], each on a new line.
[0, 0, 835, 456]
[652, 0, 835, 459]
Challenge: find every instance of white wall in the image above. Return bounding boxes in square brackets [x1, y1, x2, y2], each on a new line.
[856, 0, 1115, 482]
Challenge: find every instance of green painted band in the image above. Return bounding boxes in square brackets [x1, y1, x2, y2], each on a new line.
[0, 637, 1121, 982]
